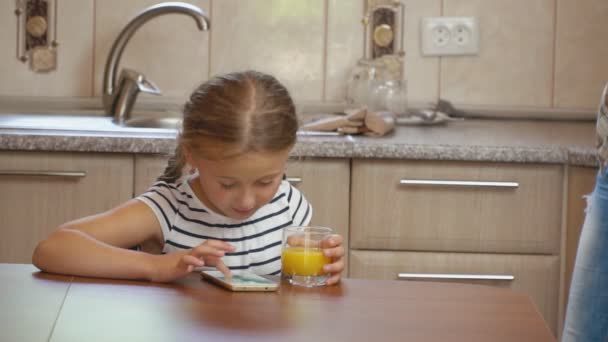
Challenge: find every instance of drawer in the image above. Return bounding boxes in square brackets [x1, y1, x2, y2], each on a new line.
[0, 152, 133, 263]
[350, 250, 559, 334]
[351, 160, 563, 254]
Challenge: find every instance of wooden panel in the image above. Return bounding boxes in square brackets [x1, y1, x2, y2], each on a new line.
[0, 264, 71, 342]
[350, 250, 560, 335]
[0, 152, 133, 263]
[563, 166, 597, 313]
[351, 160, 563, 254]
[134, 154, 170, 196]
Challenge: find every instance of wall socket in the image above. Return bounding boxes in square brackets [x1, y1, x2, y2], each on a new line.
[421, 17, 479, 56]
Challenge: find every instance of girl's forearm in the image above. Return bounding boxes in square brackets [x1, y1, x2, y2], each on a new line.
[32, 228, 157, 281]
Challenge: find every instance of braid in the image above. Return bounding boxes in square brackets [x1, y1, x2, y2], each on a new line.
[157, 145, 187, 183]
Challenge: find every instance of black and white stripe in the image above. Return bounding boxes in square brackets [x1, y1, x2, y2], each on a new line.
[137, 177, 312, 275]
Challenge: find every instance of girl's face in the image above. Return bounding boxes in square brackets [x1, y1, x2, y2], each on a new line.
[187, 148, 291, 220]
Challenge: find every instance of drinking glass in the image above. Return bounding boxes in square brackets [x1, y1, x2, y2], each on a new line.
[281, 226, 332, 287]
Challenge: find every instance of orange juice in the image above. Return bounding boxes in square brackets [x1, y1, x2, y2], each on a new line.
[281, 247, 330, 276]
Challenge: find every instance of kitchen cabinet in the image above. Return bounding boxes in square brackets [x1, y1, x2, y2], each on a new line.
[134, 155, 351, 272]
[134, 154, 170, 196]
[0, 148, 588, 333]
[350, 250, 560, 333]
[0, 152, 133, 263]
[351, 160, 563, 254]
[349, 159, 563, 334]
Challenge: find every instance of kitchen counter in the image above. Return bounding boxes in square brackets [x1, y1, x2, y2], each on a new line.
[0, 114, 597, 166]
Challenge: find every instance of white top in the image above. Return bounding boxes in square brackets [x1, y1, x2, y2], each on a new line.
[136, 178, 312, 275]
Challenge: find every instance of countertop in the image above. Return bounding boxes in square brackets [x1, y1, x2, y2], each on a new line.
[0, 114, 598, 167]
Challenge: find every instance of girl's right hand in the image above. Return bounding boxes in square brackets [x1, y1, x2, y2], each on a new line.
[148, 239, 235, 282]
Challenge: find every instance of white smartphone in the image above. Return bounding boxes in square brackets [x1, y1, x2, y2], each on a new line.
[200, 270, 279, 292]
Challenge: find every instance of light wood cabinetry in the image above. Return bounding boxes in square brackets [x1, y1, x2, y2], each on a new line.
[349, 159, 563, 334]
[2, 148, 590, 334]
[134, 154, 170, 196]
[351, 160, 563, 253]
[350, 250, 560, 332]
[0, 152, 133, 263]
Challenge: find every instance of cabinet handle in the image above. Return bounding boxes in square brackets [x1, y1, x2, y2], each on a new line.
[287, 177, 302, 184]
[399, 179, 519, 188]
[0, 170, 87, 178]
[397, 273, 515, 281]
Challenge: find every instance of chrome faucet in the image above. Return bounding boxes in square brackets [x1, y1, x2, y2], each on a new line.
[102, 2, 210, 124]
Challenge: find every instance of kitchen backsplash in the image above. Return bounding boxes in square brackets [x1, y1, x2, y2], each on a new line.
[0, 0, 606, 115]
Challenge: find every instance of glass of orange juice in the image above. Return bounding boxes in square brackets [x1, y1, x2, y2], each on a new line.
[281, 226, 332, 287]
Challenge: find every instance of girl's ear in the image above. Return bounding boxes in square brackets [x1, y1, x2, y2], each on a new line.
[182, 147, 198, 175]
[182, 145, 196, 166]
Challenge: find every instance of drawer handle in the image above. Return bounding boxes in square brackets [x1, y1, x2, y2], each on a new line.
[397, 273, 515, 281]
[0, 170, 87, 178]
[399, 179, 519, 188]
[287, 177, 302, 184]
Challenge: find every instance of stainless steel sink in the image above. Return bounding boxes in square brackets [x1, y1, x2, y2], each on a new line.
[0, 113, 340, 136]
[0, 114, 180, 134]
[121, 116, 181, 129]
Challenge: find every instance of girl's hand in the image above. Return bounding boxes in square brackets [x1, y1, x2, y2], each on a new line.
[149, 239, 235, 282]
[321, 234, 345, 285]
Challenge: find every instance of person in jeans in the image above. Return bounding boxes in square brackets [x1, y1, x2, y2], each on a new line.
[562, 82, 608, 342]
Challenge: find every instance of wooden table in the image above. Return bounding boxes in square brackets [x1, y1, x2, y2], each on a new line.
[1, 264, 556, 342]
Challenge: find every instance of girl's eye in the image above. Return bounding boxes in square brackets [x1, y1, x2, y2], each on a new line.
[257, 180, 274, 186]
[220, 183, 236, 189]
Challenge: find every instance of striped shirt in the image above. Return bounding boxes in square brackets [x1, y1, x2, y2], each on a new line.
[136, 177, 312, 275]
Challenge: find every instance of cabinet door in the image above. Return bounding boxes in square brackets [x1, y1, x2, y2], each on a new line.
[0, 152, 133, 263]
[350, 250, 559, 334]
[351, 159, 563, 254]
[134, 155, 169, 196]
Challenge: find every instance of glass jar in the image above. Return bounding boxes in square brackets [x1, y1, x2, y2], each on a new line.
[345, 58, 389, 109]
[346, 57, 408, 117]
[369, 79, 408, 117]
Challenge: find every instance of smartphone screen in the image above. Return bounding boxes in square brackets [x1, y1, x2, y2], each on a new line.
[201, 270, 279, 292]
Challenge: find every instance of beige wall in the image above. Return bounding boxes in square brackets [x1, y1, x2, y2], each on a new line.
[0, 0, 607, 114]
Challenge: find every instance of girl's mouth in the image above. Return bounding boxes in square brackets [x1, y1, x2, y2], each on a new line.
[233, 207, 254, 215]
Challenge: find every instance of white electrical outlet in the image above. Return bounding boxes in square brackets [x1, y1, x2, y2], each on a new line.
[421, 17, 479, 56]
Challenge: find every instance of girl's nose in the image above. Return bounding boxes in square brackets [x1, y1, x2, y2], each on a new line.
[236, 188, 256, 210]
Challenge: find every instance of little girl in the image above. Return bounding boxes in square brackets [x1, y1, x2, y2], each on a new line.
[32, 70, 345, 284]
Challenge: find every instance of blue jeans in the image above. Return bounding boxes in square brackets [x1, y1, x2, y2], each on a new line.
[562, 170, 608, 342]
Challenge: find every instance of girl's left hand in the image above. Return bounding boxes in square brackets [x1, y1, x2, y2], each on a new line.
[321, 234, 345, 285]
